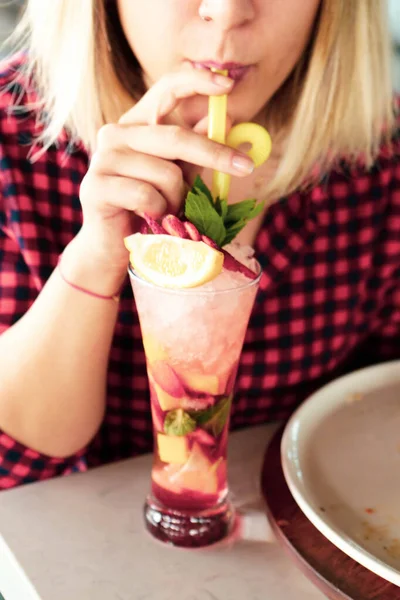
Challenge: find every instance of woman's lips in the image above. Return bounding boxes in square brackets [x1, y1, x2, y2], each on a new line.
[191, 61, 251, 82]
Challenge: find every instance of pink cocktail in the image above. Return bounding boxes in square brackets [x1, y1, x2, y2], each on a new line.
[129, 252, 260, 547]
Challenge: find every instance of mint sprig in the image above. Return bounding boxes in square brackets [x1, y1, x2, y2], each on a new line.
[164, 409, 196, 436]
[215, 197, 228, 221]
[184, 176, 264, 247]
[185, 190, 226, 246]
[189, 395, 232, 437]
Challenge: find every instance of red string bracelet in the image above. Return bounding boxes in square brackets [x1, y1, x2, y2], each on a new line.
[57, 255, 121, 302]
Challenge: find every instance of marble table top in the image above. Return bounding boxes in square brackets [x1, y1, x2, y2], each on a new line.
[0, 423, 325, 600]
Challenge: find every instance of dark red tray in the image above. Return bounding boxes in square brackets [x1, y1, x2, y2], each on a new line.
[261, 426, 400, 600]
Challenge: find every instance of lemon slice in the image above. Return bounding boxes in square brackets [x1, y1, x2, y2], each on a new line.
[124, 233, 224, 288]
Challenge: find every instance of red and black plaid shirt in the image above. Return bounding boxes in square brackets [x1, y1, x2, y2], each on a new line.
[1, 55, 400, 490]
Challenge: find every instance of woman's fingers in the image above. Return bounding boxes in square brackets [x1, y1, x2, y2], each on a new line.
[90, 149, 184, 214]
[81, 171, 168, 219]
[96, 124, 254, 176]
[119, 68, 233, 126]
[193, 113, 234, 135]
[78, 67, 241, 267]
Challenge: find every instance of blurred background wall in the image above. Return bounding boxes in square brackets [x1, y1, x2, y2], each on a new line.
[388, 0, 400, 88]
[0, 0, 22, 59]
[1, 1, 400, 87]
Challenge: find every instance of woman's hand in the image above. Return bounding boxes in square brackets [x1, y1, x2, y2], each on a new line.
[77, 68, 254, 275]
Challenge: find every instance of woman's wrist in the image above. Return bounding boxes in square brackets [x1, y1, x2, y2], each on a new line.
[60, 231, 129, 298]
[57, 256, 122, 302]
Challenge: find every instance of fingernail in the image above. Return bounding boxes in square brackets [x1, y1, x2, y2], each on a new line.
[213, 74, 234, 88]
[232, 154, 254, 174]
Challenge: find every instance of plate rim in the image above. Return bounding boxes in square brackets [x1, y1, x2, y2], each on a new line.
[281, 359, 400, 587]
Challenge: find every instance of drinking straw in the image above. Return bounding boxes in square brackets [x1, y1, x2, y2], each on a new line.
[207, 71, 273, 202]
[208, 69, 231, 201]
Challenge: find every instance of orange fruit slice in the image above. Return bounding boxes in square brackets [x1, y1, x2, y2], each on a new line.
[124, 233, 224, 288]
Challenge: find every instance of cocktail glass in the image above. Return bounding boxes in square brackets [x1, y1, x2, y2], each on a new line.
[129, 262, 261, 547]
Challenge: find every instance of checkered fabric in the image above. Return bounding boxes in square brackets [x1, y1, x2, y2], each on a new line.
[1, 54, 400, 489]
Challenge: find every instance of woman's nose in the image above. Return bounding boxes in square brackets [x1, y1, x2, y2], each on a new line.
[198, 0, 256, 29]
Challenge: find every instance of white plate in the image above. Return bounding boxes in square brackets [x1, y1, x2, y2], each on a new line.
[281, 360, 400, 586]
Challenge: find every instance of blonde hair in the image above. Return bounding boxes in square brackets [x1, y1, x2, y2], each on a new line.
[8, 0, 397, 201]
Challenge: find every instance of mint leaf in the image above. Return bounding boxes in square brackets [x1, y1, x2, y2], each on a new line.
[164, 409, 197, 436]
[192, 175, 214, 205]
[185, 191, 226, 246]
[246, 200, 264, 220]
[225, 199, 257, 224]
[222, 199, 265, 245]
[222, 220, 248, 245]
[184, 177, 264, 246]
[191, 395, 232, 437]
[215, 197, 228, 221]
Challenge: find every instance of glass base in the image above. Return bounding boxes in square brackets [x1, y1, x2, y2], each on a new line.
[144, 495, 235, 548]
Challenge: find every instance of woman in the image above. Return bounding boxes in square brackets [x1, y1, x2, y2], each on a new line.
[0, 0, 398, 488]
